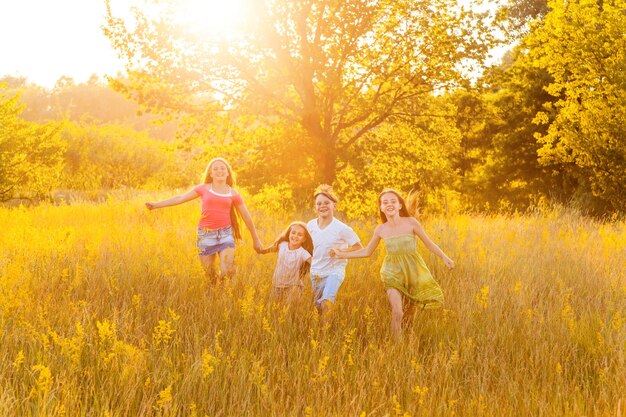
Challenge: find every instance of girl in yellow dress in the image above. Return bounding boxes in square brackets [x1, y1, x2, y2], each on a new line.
[330, 188, 455, 339]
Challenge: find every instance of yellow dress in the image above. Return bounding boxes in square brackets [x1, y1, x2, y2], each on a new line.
[380, 235, 444, 308]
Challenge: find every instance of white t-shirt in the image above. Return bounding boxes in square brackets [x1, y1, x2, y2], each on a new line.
[307, 217, 360, 277]
[272, 241, 311, 288]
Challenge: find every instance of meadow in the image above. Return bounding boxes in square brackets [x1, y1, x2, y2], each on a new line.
[0, 195, 624, 416]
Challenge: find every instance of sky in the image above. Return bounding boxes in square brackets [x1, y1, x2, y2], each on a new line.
[1, 0, 126, 89]
[1, 0, 507, 90]
[1, 0, 251, 89]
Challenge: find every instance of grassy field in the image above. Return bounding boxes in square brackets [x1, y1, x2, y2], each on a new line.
[0, 196, 624, 416]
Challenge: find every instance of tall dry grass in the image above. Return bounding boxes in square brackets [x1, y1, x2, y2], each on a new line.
[0, 196, 624, 416]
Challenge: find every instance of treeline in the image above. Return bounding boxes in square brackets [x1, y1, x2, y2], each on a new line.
[453, 0, 626, 216]
[2, 0, 625, 216]
[1, 74, 178, 140]
[0, 76, 197, 202]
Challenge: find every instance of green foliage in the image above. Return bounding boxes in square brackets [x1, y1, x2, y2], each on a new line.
[60, 122, 193, 191]
[5, 0, 623, 218]
[452, 60, 567, 211]
[0, 85, 65, 201]
[104, 0, 498, 184]
[249, 183, 297, 219]
[0, 81, 198, 198]
[451, 0, 626, 215]
[177, 114, 318, 202]
[528, 0, 626, 213]
[336, 97, 461, 218]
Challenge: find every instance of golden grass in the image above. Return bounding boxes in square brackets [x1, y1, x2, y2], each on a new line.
[0, 197, 624, 416]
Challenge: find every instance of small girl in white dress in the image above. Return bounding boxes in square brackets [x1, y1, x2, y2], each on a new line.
[259, 221, 313, 302]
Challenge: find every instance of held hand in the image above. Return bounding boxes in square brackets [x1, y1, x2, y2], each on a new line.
[329, 247, 346, 259]
[444, 258, 455, 269]
[145, 202, 157, 210]
[253, 238, 263, 254]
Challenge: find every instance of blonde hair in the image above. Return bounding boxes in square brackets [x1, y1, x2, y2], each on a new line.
[313, 184, 338, 203]
[405, 189, 420, 218]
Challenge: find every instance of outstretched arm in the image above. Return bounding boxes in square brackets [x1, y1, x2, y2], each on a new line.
[330, 227, 380, 259]
[145, 189, 198, 210]
[235, 202, 263, 252]
[412, 219, 455, 269]
[257, 245, 276, 255]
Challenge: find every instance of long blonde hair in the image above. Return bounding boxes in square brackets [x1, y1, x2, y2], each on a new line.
[202, 157, 242, 240]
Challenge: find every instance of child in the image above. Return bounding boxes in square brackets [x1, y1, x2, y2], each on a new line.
[258, 221, 313, 302]
[145, 157, 262, 280]
[330, 188, 454, 340]
[307, 184, 363, 318]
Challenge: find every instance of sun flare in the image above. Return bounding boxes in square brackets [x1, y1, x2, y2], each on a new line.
[175, 0, 249, 37]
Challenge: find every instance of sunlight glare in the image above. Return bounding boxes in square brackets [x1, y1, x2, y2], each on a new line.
[175, 0, 249, 37]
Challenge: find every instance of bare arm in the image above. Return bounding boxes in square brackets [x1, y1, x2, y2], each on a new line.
[330, 227, 380, 259]
[343, 241, 364, 252]
[258, 245, 277, 255]
[235, 201, 263, 252]
[413, 219, 455, 269]
[145, 189, 198, 210]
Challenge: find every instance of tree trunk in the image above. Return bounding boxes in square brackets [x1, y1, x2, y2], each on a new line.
[303, 131, 336, 185]
[317, 144, 337, 185]
[301, 109, 337, 185]
[308, 127, 337, 185]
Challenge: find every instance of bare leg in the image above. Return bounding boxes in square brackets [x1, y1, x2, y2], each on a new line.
[270, 287, 282, 302]
[403, 301, 417, 330]
[386, 288, 404, 341]
[317, 275, 342, 324]
[319, 299, 333, 324]
[199, 254, 218, 282]
[285, 286, 302, 305]
[219, 247, 236, 279]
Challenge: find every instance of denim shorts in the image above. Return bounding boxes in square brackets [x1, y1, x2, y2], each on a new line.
[310, 273, 344, 305]
[196, 226, 235, 256]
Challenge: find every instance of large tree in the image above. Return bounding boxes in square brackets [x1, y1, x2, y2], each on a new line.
[104, 0, 496, 183]
[528, 0, 626, 212]
[451, 55, 566, 211]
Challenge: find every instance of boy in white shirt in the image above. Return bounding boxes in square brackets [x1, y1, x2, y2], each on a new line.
[307, 185, 363, 318]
